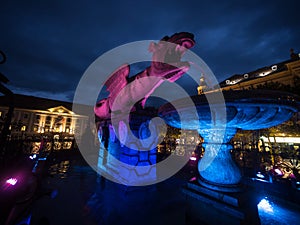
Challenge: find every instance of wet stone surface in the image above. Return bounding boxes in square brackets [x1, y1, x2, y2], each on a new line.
[30, 151, 300, 225]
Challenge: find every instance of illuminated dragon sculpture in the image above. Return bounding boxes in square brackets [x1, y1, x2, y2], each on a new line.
[94, 32, 195, 119]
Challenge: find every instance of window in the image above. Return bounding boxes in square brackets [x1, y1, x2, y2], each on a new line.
[33, 125, 39, 132]
[6, 113, 14, 118]
[46, 116, 51, 125]
[45, 125, 50, 132]
[21, 126, 26, 131]
[23, 113, 28, 119]
[35, 115, 41, 124]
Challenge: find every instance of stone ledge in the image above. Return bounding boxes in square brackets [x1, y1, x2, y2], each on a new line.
[183, 180, 261, 225]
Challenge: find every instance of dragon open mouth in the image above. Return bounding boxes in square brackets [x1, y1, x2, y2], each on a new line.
[150, 32, 195, 82]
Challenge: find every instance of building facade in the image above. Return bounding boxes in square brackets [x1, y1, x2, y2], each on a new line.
[0, 94, 88, 139]
[198, 56, 300, 94]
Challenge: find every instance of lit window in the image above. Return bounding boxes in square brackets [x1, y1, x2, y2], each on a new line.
[258, 70, 272, 77]
[271, 65, 277, 71]
[21, 126, 26, 131]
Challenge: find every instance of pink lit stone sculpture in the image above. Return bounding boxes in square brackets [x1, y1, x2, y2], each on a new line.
[94, 32, 195, 185]
[94, 32, 195, 119]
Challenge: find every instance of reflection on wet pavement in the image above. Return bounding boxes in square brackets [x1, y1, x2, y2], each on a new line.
[48, 161, 70, 179]
[258, 196, 300, 225]
[30, 152, 300, 225]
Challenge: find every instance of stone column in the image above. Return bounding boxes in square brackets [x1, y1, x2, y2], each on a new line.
[184, 127, 260, 225]
[198, 127, 242, 192]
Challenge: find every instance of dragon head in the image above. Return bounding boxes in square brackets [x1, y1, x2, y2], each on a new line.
[148, 32, 195, 82]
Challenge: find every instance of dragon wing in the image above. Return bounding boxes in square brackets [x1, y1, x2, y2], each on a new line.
[105, 64, 130, 109]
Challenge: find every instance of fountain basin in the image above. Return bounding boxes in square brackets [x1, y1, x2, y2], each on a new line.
[159, 90, 300, 192]
[159, 90, 299, 131]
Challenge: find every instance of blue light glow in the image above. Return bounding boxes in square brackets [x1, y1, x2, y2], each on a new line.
[38, 157, 47, 161]
[257, 198, 273, 213]
[256, 172, 265, 179]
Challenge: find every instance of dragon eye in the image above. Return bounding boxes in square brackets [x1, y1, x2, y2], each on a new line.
[96, 102, 103, 107]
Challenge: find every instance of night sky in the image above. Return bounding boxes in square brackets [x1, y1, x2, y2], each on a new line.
[0, 0, 299, 103]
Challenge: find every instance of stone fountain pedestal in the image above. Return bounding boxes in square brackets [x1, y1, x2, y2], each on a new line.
[182, 128, 260, 225]
[182, 126, 260, 225]
[183, 179, 260, 225]
[158, 90, 300, 225]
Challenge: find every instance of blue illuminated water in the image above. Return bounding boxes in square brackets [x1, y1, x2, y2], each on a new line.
[258, 197, 300, 225]
[30, 152, 300, 225]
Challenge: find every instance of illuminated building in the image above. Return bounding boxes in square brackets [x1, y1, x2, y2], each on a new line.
[0, 94, 88, 138]
[198, 54, 300, 93]
[219, 58, 300, 92]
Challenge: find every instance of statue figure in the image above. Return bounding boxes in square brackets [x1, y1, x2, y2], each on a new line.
[290, 48, 300, 60]
[94, 32, 195, 119]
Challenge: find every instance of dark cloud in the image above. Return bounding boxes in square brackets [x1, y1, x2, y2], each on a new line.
[0, 0, 299, 102]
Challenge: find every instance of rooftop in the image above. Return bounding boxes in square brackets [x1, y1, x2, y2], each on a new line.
[219, 57, 300, 88]
[0, 94, 73, 111]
